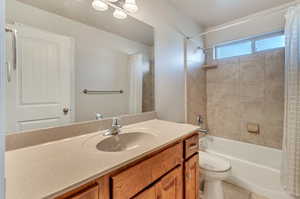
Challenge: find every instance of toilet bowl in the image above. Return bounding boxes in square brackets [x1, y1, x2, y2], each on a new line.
[199, 151, 231, 199]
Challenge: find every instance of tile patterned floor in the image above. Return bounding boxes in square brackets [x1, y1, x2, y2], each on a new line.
[223, 182, 270, 199]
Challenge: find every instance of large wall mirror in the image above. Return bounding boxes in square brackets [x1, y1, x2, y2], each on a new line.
[5, 0, 155, 133]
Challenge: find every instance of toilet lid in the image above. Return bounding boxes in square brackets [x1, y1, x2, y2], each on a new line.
[199, 151, 231, 172]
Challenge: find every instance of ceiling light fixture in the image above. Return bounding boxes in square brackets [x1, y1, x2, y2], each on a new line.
[113, 8, 127, 19]
[92, 0, 108, 11]
[123, 0, 138, 13]
[92, 0, 138, 19]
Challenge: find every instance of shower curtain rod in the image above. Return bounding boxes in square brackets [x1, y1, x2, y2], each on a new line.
[188, 1, 298, 41]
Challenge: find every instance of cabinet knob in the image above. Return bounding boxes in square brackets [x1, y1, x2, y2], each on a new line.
[156, 192, 162, 199]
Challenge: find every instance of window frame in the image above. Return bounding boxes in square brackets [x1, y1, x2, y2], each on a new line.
[214, 31, 285, 60]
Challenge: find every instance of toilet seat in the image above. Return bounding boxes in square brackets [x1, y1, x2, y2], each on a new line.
[199, 151, 231, 173]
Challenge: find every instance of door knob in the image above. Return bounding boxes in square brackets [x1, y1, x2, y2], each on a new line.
[63, 108, 69, 115]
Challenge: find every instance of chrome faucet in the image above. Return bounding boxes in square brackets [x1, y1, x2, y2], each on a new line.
[197, 115, 209, 135]
[103, 117, 122, 136]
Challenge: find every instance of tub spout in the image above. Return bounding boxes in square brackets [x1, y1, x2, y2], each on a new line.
[198, 128, 209, 135]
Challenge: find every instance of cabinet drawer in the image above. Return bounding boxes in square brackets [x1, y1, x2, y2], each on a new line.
[184, 135, 199, 159]
[112, 143, 183, 199]
[69, 185, 99, 199]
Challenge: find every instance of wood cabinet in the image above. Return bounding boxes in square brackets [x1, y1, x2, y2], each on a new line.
[69, 185, 99, 199]
[133, 166, 183, 199]
[184, 135, 199, 160]
[133, 186, 156, 199]
[184, 154, 199, 199]
[157, 166, 183, 199]
[112, 143, 182, 199]
[57, 133, 200, 199]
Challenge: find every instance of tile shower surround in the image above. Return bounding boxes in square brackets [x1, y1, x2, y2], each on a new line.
[187, 48, 284, 149]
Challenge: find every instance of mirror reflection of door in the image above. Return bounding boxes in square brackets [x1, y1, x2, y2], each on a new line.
[5, 24, 73, 132]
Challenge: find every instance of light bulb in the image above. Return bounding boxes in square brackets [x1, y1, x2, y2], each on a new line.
[113, 9, 127, 19]
[92, 0, 108, 11]
[123, 0, 138, 13]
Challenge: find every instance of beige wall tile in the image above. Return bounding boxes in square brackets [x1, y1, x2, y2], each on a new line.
[202, 48, 285, 149]
[239, 83, 265, 101]
[263, 101, 284, 125]
[240, 54, 265, 84]
[265, 49, 285, 82]
[207, 58, 239, 84]
[186, 45, 207, 126]
[261, 124, 283, 149]
[265, 81, 284, 102]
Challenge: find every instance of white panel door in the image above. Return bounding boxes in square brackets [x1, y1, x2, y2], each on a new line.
[5, 24, 74, 132]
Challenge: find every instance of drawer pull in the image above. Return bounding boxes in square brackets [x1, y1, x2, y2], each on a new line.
[189, 143, 198, 150]
[186, 172, 191, 180]
[162, 179, 175, 191]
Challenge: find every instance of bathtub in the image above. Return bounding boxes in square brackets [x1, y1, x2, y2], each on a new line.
[202, 136, 294, 199]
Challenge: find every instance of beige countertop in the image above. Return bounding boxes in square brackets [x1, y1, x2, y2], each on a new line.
[6, 119, 200, 199]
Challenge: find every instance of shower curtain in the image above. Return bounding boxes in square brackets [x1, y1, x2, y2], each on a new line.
[282, 5, 300, 198]
[128, 54, 144, 114]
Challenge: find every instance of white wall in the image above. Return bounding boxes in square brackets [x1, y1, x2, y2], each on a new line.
[6, 0, 152, 122]
[77, 49, 130, 121]
[0, 0, 5, 198]
[204, 1, 298, 48]
[131, 0, 203, 122]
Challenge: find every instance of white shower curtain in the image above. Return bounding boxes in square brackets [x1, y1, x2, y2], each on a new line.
[128, 54, 144, 114]
[282, 5, 300, 198]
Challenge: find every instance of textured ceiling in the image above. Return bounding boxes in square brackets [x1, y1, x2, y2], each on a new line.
[17, 0, 154, 46]
[168, 0, 295, 28]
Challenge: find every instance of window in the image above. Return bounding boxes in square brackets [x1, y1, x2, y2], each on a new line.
[255, 35, 285, 52]
[215, 32, 285, 60]
[216, 41, 252, 59]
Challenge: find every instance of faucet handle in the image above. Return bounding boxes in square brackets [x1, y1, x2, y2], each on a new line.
[96, 113, 104, 120]
[196, 115, 203, 125]
[112, 117, 121, 128]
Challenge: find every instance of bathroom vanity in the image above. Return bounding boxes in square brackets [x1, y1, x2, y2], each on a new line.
[6, 120, 201, 199]
[57, 134, 199, 199]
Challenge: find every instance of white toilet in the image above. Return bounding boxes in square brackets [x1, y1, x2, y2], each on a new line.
[199, 151, 231, 199]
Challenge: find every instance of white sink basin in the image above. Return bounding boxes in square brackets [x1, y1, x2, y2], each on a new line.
[96, 132, 155, 152]
[83, 128, 158, 153]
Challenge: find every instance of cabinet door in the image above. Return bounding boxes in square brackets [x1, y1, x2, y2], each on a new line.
[69, 185, 99, 199]
[112, 143, 182, 199]
[184, 154, 199, 199]
[156, 166, 183, 199]
[133, 186, 156, 199]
